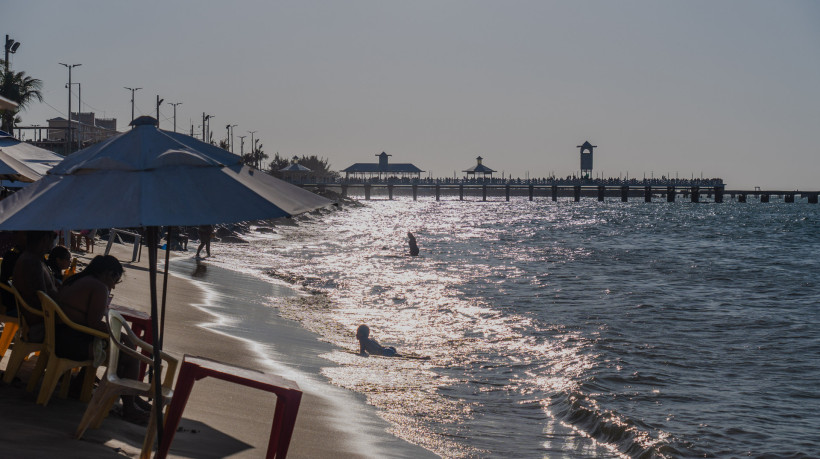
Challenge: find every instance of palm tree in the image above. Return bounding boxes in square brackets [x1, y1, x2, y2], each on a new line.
[0, 69, 44, 133]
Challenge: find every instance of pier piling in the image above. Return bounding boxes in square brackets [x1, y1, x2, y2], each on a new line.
[459, 184, 464, 201]
[436, 184, 440, 201]
[412, 184, 418, 201]
[551, 185, 558, 202]
[573, 186, 581, 202]
[691, 186, 699, 203]
[364, 184, 371, 200]
[505, 184, 510, 202]
[621, 186, 629, 202]
[597, 186, 605, 202]
[528, 185, 534, 201]
[482, 184, 488, 202]
[785, 193, 795, 203]
[667, 186, 675, 203]
[761, 194, 769, 203]
[388, 184, 394, 200]
[644, 186, 652, 203]
[809, 194, 818, 204]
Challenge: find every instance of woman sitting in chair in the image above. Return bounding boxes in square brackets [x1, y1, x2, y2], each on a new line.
[58, 255, 148, 424]
[45, 245, 72, 286]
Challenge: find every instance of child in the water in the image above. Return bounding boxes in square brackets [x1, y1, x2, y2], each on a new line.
[356, 324, 398, 357]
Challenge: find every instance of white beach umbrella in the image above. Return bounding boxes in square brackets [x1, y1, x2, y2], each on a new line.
[0, 116, 332, 442]
[0, 134, 64, 182]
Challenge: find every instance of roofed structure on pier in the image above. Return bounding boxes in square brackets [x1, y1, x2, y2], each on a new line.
[341, 152, 423, 180]
[463, 156, 495, 178]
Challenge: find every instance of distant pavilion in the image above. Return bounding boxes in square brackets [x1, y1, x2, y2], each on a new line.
[279, 156, 312, 181]
[341, 152, 423, 180]
[463, 156, 496, 179]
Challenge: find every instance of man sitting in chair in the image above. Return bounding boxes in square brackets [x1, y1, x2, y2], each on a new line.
[13, 231, 59, 342]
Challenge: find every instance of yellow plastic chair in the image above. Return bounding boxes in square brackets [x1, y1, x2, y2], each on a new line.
[35, 291, 108, 406]
[0, 297, 19, 356]
[76, 310, 178, 458]
[0, 313, 19, 357]
[1, 283, 46, 389]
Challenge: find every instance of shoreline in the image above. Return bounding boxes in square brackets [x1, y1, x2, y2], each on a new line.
[164, 254, 438, 458]
[0, 241, 437, 458]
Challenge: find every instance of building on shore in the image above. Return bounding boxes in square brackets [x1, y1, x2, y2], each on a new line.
[47, 112, 118, 148]
[462, 156, 496, 179]
[341, 152, 424, 180]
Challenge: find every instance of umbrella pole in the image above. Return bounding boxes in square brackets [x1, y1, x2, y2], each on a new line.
[159, 226, 172, 349]
[147, 226, 164, 446]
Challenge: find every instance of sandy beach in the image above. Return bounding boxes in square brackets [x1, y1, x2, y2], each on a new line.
[0, 239, 437, 458]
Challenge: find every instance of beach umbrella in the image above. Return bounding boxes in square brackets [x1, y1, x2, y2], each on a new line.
[0, 133, 64, 182]
[0, 116, 332, 444]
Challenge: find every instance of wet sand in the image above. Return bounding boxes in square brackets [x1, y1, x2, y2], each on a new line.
[0, 240, 437, 458]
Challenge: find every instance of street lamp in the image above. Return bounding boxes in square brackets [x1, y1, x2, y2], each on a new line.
[202, 113, 214, 143]
[168, 102, 182, 133]
[4, 35, 20, 72]
[124, 87, 142, 126]
[248, 130, 257, 165]
[155, 95, 164, 128]
[238, 135, 246, 156]
[59, 63, 81, 153]
[228, 124, 238, 153]
[66, 82, 81, 150]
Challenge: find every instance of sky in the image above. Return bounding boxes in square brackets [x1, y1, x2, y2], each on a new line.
[3, 0, 819, 190]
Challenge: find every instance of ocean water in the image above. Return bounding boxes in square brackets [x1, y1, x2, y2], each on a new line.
[209, 197, 820, 458]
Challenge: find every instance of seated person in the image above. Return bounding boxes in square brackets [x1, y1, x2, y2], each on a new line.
[0, 232, 25, 316]
[356, 324, 399, 357]
[13, 231, 59, 341]
[58, 255, 148, 423]
[45, 245, 72, 286]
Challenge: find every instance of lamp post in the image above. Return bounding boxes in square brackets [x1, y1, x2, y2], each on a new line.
[228, 124, 238, 153]
[202, 113, 214, 144]
[238, 135, 246, 157]
[59, 63, 81, 153]
[4, 35, 20, 72]
[254, 139, 261, 169]
[66, 82, 82, 150]
[248, 130, 257, 166]
[155, 95, 164, 128]
[168, 102, 182, 133]
[124, 87, 142, 126]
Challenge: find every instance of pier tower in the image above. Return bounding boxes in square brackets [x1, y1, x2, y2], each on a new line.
[577, 141, 596, 179]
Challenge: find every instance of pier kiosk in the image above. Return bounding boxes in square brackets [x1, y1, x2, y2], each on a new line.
[578, 141, 596, 179]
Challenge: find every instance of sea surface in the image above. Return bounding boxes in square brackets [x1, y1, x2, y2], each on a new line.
[206, 197, 820, 458]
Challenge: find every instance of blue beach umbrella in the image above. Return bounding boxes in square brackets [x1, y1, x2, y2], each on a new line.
[0, 116, 331, 445]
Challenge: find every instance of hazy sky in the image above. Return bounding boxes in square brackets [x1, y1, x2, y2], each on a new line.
[3, 1, 819, 189]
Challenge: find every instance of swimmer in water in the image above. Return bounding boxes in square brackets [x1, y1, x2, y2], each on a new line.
[408, 232, 419, 256]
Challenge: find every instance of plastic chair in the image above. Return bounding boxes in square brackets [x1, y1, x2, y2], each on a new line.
[1, 283, 46, 389]
[0, 312, 19, 357]
[156, 355, 302, 459]
[76, 310, 178, 459]
[35, 291, 108, 406]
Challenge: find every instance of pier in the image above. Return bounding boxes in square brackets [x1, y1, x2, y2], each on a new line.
[293, 178, 819, 204]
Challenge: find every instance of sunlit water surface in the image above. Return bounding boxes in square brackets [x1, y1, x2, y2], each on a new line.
[209, 198, 820, 458]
